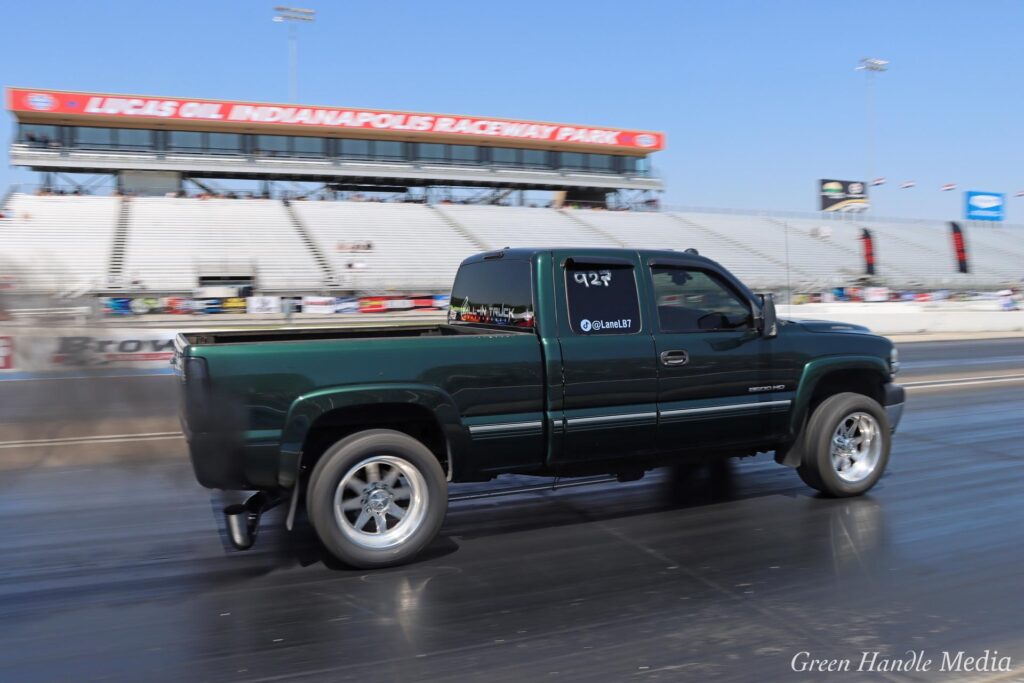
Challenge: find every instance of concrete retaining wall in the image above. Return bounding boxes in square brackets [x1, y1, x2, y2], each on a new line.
[777, 302, 1024, 335]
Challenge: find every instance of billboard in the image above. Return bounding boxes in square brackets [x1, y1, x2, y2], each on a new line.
[819, 179, 869, 212]
[7, 87, 664, 152]
[964, 191, 1005, 222]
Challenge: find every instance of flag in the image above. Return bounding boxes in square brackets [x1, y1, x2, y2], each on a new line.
[871, 177, 886, 186]
[900, 181, 916, 189]
[941, 183, 957, 192]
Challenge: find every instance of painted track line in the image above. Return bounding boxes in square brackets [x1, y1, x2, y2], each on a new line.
[0, 370, 174, 382]
[903, 374, 1024, 390]
[0, 432, 183, 449]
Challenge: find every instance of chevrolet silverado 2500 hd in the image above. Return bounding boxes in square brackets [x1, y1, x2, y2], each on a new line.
[175, 248, 905, 568]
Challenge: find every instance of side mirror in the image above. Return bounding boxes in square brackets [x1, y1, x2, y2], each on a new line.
[758, 293, 778, 339]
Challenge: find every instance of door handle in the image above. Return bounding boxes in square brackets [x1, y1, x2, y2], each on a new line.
[660, 350, 689, 366]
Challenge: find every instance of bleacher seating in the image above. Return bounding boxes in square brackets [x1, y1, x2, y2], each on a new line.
[0, 193, 120, 293]
[294, 202, 478, 291]
[958, 225, 1024, 280]
[1, 193, 1021, 295]
[435, 204, 620, 249]
[124, 197, 320, 292]
[570, 210, 788, 288]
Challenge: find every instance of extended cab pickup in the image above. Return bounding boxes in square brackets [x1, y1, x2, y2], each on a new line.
[176, 248, 905, 567]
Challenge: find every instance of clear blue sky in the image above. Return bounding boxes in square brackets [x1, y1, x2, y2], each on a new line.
[2, 0, 1022, 220]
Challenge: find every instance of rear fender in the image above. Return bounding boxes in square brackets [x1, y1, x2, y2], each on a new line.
[277, 383, 469, 489]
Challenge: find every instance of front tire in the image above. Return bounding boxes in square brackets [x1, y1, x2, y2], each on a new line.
[797, 392, 891, 497]
[306, 429, 448, 568]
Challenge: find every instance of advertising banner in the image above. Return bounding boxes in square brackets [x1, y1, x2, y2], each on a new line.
[0, 330, 177, 376]
[819, 179, 869, 212]
[222, 296, 247, 313]
[246, 296, 282, 314]
[950, 222, 970, 274]
[864, 287, 890, 303]
[334, 297, 359, 314]
[359, 297, 389, 313]
[964, 191, 1005, 221]
[8, 87, 665, 151]
[860, 228, 876, 276]
[301, 296, 337, 314]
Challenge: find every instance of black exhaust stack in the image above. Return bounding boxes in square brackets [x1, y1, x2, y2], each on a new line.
[223, 491, 283, 551]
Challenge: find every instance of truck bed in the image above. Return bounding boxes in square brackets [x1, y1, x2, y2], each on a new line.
[182, 323, 529, 346]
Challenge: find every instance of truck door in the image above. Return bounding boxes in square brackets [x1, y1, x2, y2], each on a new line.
[551, 251, 659, 463]
[646, 258, 790, 453]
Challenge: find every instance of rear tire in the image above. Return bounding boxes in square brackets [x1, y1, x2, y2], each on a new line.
[796, 392, 891, 497]
[306, 429, 448, 568]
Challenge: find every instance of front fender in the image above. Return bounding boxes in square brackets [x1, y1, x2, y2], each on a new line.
[276, 383, 470, 489]
[789, 355, 890, 435]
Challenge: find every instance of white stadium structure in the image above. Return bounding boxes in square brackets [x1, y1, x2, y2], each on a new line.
[2, 87, 1021, 301]
[2, 193, 1022, 296]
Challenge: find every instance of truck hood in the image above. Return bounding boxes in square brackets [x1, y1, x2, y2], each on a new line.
[785, 319, 873, 334]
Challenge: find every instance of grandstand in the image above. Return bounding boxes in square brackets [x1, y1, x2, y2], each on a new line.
[124, 197, 321, 292]
[0, 193, 120, 294]
[2, 193, 1021, 296]
[3, 86, 1022, 302]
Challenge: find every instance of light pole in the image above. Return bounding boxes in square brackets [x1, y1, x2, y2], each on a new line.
[856, 57, 888, 207]
[273, 6, 316, 102]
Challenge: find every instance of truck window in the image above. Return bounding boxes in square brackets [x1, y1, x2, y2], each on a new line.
[565, 264, 641, 335]
[448, 259, 535, 329]
[650, 266, 753, 333]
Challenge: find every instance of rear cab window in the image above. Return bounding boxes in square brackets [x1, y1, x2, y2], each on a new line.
[564, 260, 641, 335]
[448, 258, 535, 329]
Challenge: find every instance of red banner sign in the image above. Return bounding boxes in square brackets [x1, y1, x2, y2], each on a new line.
[7, 88, 665, 151]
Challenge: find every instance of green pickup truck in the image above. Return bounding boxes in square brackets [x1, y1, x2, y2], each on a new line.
[175, 247, 904, 568]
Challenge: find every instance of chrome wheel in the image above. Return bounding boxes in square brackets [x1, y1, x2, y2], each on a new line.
[333, 455, 428, 550]
[830, 411, 882, 484]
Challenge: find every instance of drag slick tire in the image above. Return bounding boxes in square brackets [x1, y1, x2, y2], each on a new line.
[797, 392, 891, 497]
[306, 429, 448, 568]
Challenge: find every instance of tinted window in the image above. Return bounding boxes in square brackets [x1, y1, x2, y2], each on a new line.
[450, 145, 478, 162]
[417, 143, 447, 161]
[76, 127, 115, 147]
[168, 130, 204, 151]
[565, 264, 641, 335]
[208, 132, 241, 153]
[621, 156, 638, 174]
[19, 123, 60, 145]
[449, 259, 534, 329]
[117, 128, 154, 149]
[292, 136, 325, 156]
[522, 149, 547, 167]
[375, 140, 405, 159]
[491, 147, 518, 165]
[588, 154, 613, 171]
[340, 139, 371, 158]
[256, 135, 289, 154]
[651, 267, 752, 333]
[560, 152, 585, 170]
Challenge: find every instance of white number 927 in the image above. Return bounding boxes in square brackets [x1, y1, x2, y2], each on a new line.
[573, 270, 612, 288]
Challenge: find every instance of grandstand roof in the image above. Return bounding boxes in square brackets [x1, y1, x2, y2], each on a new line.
[7, 87, 664, 154]
[7, 87, 664, 193]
